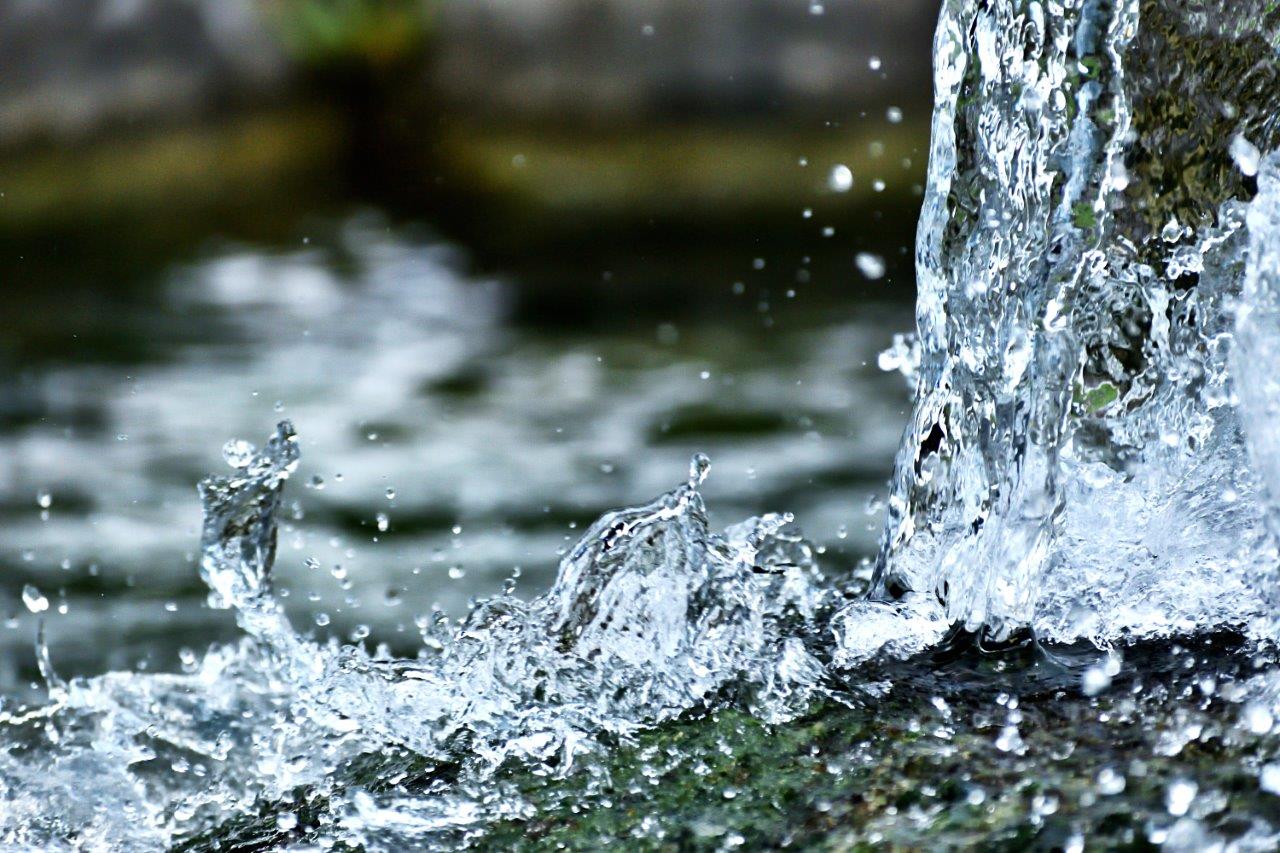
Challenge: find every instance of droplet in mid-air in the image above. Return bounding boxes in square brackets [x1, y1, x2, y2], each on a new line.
[689, 453, 711, 487]
[855, 253, 886, 280]
[222, 439, 257, 469]
[828, 165, 854, 193]
[22, 584, 49, 614]
[1096, 767, 1126, 796]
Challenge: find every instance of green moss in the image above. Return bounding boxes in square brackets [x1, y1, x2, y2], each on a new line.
[1076, 381, 1120, 413]
[267, 0, 436, 70]
[473, 635, 1277, 850]
[1072, 202, 1098, 230]
[166, 635, 1279, 851]
[1121, 0, 1280, 254]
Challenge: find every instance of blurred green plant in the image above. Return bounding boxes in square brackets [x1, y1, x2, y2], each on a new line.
[264, 0, 436, 70]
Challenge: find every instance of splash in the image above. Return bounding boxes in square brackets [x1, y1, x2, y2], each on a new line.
[0, 423, 834, 848]
[868, 0, 1280, 645]
[5, 0, 1280, 847]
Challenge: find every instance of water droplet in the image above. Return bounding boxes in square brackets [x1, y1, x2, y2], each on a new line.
[376, 513, 389, 533]
[36, 491, 52, 509]
[689, 453, 711, 486]
[828, 164, 854, 193]
[868, 55, 882, 71]
[276, 811, 298, 832]
[385, 488, 396, 500]
[222, 439, 256, 468]
[1231, 133, 1261, 177]
[855, 252, 886, 280]
[22, 584, 48, 614]
[1082, 665, 1111, 696]
[1242, 702, 1274, 735]
[886, 106, 903, 123]
[314, 612, 330, 627]
[1261, 763, 1280, 796]
[308, 475, 325, 490]
[995, 725, 1023, 752]
[1096, 767, 1126, 795]
[1166, 779, 1197, 816]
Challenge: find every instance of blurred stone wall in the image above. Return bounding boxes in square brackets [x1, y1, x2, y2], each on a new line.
[0, 0, 288, 147]
[432, 0, 938, 120]
[0, 0, 939, 150]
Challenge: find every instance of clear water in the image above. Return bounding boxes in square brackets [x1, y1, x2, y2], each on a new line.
[6, 0, 1280, 848]
[873, 0, 1280, 645]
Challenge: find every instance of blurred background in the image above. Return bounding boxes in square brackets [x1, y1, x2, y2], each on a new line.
[0, 0, 938, 689]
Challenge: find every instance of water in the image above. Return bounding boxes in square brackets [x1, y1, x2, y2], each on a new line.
[5, 0, 1280, 848]
[0, 218, 907, 684]
[873, 0, 1280, 645]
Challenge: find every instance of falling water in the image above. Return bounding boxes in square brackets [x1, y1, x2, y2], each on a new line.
[4, 0, 1280, 848]
[871, 0, 1280, 645]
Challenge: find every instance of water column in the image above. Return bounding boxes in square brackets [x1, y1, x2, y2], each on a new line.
[873, 0, 1280, 642]
[873, 0, 1138, 638]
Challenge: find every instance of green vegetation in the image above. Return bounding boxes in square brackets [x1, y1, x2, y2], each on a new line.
[265, 0, 436, 69]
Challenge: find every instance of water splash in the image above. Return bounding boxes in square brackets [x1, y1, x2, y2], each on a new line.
[0, 423, 835, 848]
[867, 0, 1280, 646]
[5, 0, 1280, 847]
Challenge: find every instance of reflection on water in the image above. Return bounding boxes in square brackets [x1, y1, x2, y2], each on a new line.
[0, 213, 911, 686]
